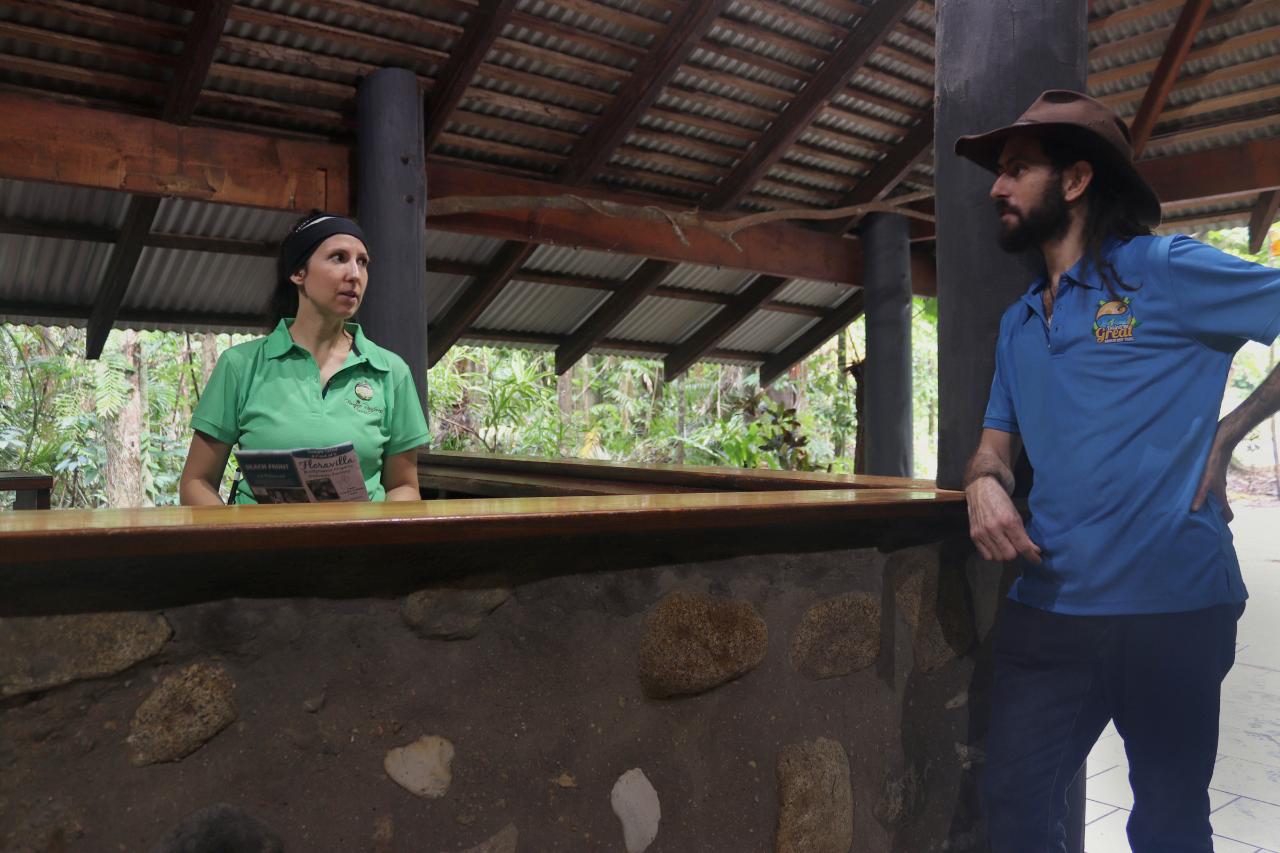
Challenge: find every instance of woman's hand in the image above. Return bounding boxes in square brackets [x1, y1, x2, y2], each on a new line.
[179, 432, 233, 506]
[381, 448, 422, 501]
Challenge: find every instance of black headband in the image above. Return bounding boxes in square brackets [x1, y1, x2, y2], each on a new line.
[277, 213, 367, 282]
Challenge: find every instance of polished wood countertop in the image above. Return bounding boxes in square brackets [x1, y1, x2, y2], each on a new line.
[0, 487, 962, 565]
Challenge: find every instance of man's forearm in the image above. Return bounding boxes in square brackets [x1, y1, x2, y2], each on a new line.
[964, 448, 1015, 494]
[1218, 363, 1280, 448]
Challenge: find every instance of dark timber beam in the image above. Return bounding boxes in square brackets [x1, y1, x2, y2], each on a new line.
[759, 290, 865, 387]
[662, 275, 790, 381]
[555, 259, 675, 375]
[1128, 0, 1213, 155]
[703, 0, 917, 211]
[1139, 136, 1280, 204]
[163, 0, 233, 122]
[558, 0, 732, 185]
[86, 0, 231, 358]
[427, 241, 536, 368]
[85, 196, 161, 359]
[1248, 190, 1280, 254]
[424, 0, 519, 152]
[548, 0, 733, 374]
[826, 115, 935, 234]
[0, 94, 350, 212]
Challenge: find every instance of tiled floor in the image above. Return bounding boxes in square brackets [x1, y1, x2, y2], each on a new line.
[1084, 504, 1280, 853]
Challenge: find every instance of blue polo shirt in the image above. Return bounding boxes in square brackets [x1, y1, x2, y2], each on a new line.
[984, 235, 1280, 615]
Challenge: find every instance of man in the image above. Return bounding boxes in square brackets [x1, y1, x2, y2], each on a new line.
[954, 90, 1280, 852]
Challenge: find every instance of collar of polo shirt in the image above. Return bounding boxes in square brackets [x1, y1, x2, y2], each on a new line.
[261, 318, 391, 372]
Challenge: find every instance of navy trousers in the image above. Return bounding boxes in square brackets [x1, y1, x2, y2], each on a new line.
[982, 599, 1242, 853]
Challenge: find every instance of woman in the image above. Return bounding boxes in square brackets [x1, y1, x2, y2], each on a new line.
[179, 212, 428, 505]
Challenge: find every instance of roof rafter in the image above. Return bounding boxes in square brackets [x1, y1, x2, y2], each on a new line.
[86, 196, 161, 359]
[1128, 0, 1213, 155]
[1248, 191, 1280, 255]
[90, 2, 230, 358]
[425, 0, 520, 152]
[759, 290, 865, 387]
[554, 259, 677, 375]
[703, 0, 918, 211]
[427, 241, 536, 368]
[667, 114, 934, 380]
[546, 0, 735, 375]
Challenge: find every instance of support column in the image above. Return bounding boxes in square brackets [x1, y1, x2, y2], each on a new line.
[357, 68, 428, 410]
[862, 212, 913, 477]
[934, 0, 1087, 490]
[934, 5, 1088, 853]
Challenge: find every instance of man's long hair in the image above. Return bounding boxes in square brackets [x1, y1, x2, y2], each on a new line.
[1040, 131, 1153, 299]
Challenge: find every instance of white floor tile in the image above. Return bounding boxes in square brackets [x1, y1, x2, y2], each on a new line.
[1085, 805, 1131, 853]
[1085, 798, 1118, 825]
[1212, 756, 1280, 807]
[1087, 765, 1134, 810]
[1209, 833, 1265, 852]
[1211, 796, 1280, 850]
[1088, 734, 1130, 778]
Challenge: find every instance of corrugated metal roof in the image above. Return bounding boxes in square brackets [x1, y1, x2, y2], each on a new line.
[426, 231, 508, 265]
[475, 279, 604, 333]
[0, 178, 129, 228]
[0, 235, 112, 309]
[775, 278, 855, 308]
[719, 308, 814, 353]
[610, 295, 715, 342]
[154, 198, 296, 241]
[426, 271, 471, 318]
[125, 248, 273, 315]
[525, 244, 644, 279]
[517, 0, 658, 48]
[668, 264, 755, 294]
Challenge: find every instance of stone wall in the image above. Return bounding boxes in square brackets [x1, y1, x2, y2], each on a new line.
[0, 539, 1006, 852]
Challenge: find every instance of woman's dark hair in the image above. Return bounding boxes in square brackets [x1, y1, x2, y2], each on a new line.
[1040, 130, 1153, 299]
[270, 210, 368, 324]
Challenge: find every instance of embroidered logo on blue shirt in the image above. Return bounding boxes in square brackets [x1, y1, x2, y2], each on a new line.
[1093, 298, 1138, 344]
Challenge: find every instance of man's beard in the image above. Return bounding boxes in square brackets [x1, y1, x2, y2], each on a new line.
[996, 180, 1070, 253]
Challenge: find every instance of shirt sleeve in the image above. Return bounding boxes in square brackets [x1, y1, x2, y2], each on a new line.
[1166, 235, 1280, 345]
[190, 350, 243, 446]
[383, 363, 430, 456]
[982, 314, 1019, 434]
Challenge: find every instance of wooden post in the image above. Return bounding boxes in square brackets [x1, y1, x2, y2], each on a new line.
[935, 4, 1088, 851]
[934, 0, 1087, 490]
[862, 213, 913, 477]
[357, 68, 428, 410]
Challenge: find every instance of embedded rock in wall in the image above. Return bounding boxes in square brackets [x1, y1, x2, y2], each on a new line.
[775, 737, 853, 853]
[148, 803, 283, 853]
[402, 587, 512, 640]
[0, 612, 171, 698]
[611, 768, 660, 853]
[873, 765, 923, 829]
[789, 592, 881, 679]
[448, 823, 518, 853]
[127, 663, 237, 766]
[637, 591, 767, 698]
[890, 546, 974, 673]
[384, 735, 455, 798]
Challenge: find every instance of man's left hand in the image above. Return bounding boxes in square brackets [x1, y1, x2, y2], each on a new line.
[1191, 421, 1234, 522]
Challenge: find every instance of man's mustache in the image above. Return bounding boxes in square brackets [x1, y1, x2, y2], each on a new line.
[995, 200, 1019, 217]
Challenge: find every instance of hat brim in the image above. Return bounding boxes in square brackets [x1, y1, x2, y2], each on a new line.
[954, 121, 1162, 228]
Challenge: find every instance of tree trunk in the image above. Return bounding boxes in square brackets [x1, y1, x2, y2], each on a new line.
[834, 331, 848, 459]
[200, 332, 218, 384]
[105, 330, 145, 508]
[675, 376, 686, 465]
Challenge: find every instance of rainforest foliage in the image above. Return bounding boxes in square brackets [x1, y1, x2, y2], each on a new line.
[1, 231, 1274, 508]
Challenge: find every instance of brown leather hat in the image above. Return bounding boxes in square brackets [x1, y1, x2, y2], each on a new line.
[954, 89, 1162, 227]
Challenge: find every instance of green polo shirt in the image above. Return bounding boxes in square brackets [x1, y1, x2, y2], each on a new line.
[191, 319, 429, 503]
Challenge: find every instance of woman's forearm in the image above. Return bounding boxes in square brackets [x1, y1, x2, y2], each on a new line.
[383, 483, 421, 501]
[179, 477, 226, 506]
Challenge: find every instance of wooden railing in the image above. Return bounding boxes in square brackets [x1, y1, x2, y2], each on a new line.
[0, 470, 52, 510]
[418, 451, 939, 498]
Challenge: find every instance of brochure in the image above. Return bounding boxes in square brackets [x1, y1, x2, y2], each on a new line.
[234, 442, 369, 503]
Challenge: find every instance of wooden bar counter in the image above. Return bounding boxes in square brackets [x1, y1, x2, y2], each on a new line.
[0, 462, 999, 853]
